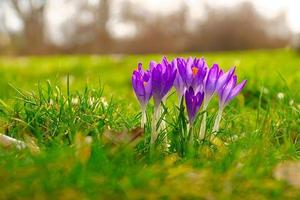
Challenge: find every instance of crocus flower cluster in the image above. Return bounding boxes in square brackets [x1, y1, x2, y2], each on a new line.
[132, 57, 247, 146]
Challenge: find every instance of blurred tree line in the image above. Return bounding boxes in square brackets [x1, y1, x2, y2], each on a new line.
[0, 0, 292, 55]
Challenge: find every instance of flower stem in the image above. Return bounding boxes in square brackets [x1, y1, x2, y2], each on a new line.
[151, 104, 160, 146]
[189, 124, 194, 145]
[141, 109, 146, 129]
[199, 101, 209, 140]
[159, 102, 169, 150]
[199, 112, 207, 140]
[177, 95, 182, 107]
[160, 98, 166, 132]
[186, 124, 195, 157]
[212, 107, 223, 134]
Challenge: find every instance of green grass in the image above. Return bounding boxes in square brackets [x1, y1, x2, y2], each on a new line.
[0, 49, 300, 199]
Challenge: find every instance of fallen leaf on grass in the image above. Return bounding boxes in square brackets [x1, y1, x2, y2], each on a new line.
[0, 133, 40, 153]
[0, 133, 26, 149]
[103, 127, 144, 146]
[274, 161, 300, 188]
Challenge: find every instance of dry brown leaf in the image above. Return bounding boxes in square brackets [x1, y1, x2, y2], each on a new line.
[103, 127, 144, 146]
[274, 161, 300, 188]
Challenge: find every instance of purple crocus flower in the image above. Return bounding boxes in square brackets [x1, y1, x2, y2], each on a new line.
[132, 63, 152, 128]
[177, 57, 208, 93]
[216, 67, 236, 92]
[218, 74, 247, 108]
[199, 65, 236, 140]
[185, 87, 204, 125]
[212, 73, 247, 133]
[151, 57, 177, 107]
[204, 64, 235, 103]
[132, 63, 152, 109]
[172, 60, 186, 104]
[150, 57, 177, 146]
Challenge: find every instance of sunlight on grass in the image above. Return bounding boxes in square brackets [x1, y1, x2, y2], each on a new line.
[0, 49, 300, 199]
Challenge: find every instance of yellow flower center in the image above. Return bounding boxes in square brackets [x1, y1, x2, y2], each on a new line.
[192, 67, 198, 77]
[143, 81, 147, 87]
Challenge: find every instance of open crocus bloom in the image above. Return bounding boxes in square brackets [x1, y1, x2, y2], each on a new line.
[185, 87, 204, 125]
[177, 57, 207, 93]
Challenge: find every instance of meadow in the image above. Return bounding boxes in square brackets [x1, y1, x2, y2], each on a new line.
[0, 49, 300, 199]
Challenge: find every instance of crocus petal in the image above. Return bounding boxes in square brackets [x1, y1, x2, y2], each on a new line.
[144, 77, 152, 101]
[149, 61, 157, 71]
[172, 60, 186, 98]
[218, 69, 247, 109]
[138, 63, 142, 71]
[132, 72, 143, 96]
[219, 75, 236, 106]
[216, 67, 235, 92]
[177, 58, 189, 86]
[174, 74, 185, 93]
[162, 57, 169, 68]
[151, 67, 162, 104]
[185, 87, 204, 124]
[205, 64, 219, 95]
[177, 57, 207, 92]
[227, 80, 247, 102]
[192, 63, 207, 92]
[186, 57, 193, 77]
[132, 65, 152, 108]
[185, 88, 195, 123]
[151, 58, 177, 106]
[136, 80, 145, 97]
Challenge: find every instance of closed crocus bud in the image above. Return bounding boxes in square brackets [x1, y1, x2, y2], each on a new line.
[132, 63, 152, 109]
[172, 60, 186, 105]
[204, 65, 235, 102]
[132, 63, 152, 128]
[150, 57, 177, 146]
[200, 65, 234, 140]
[212, 74, 247, 133]
[215, 67, 236, 92]
[204, 64, 222, 98]
[185, 87, 204, 125]
[151, 57, 177, 107]
[218, 75, 247, 108]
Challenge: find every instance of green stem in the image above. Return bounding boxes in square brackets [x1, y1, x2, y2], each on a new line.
[189, 125, 194, 145]
[212, 107, 223, 134]
[141, 109, 146, 129]
[160, 103, 169, 150]
[199, 101, 209, 140]
[178, 98, 186, 157]
[160, 98, 166, 132]
[177, 94, 182, 107]
[151, 104, 160, 146]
